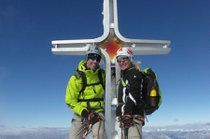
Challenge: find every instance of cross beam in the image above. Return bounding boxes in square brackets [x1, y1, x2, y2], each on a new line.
[51, 0, 171, 138]
[51, 0, 170, 56]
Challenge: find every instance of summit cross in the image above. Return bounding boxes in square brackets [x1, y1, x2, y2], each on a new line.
[51, 0, 171, 138]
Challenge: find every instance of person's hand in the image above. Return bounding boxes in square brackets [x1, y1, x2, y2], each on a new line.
[81, 109, 100, 125]
[88, 112, 100, 125]
[81, 109, 89, 119]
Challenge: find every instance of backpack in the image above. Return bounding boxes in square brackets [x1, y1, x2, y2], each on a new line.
[141, 68, 162, 115]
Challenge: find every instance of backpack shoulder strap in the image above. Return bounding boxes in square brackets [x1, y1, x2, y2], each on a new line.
[98, 69, 105, 90]
[74, 69, 105, 97]
[121, 78, 126, 87]
[74, 69, 87, 97]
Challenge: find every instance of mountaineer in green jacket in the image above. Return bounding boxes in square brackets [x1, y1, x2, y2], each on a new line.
[65, 45, 105, 139]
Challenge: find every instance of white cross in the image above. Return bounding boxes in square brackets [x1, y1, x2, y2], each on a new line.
[51, 0, 170, 138]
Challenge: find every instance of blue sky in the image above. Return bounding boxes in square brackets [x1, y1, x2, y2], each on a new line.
[0, 0, 210, 128]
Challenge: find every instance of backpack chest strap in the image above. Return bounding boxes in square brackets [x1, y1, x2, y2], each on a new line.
[78, 98, 104, 102]
[86, 82, 101, 86]
[78, 98, 104, 111]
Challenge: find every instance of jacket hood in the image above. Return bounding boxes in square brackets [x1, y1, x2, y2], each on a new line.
[77, 60, 87, 72]
[77, 60, 100, 74]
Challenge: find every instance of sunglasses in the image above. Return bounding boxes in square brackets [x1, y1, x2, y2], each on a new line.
[116, 56, 129, 63]
[87, 54, 101, 62]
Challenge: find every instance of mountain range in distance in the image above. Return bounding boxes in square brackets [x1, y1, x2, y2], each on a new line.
[0, 122, 210, 139]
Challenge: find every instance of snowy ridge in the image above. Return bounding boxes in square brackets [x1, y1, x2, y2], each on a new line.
[142, 123, 210, 139]
[143, 122, 210, 132]
[0, 127, 68, 139]
[0, 123, 210, 139]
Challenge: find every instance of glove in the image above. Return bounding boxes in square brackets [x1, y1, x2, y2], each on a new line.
[88, 112, 100, 125]
[81, 109, 89, 119]
[81, 109, 100, 125]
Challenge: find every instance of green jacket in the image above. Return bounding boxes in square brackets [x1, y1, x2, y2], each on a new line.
[65, 60, 105, 116]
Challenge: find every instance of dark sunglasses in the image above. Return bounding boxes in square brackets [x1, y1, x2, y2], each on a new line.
[87, 54, 101, 62]
[116, 56, 129, 63]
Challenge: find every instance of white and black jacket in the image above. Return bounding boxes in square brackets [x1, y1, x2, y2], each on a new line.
[116, 64, 145, 116]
